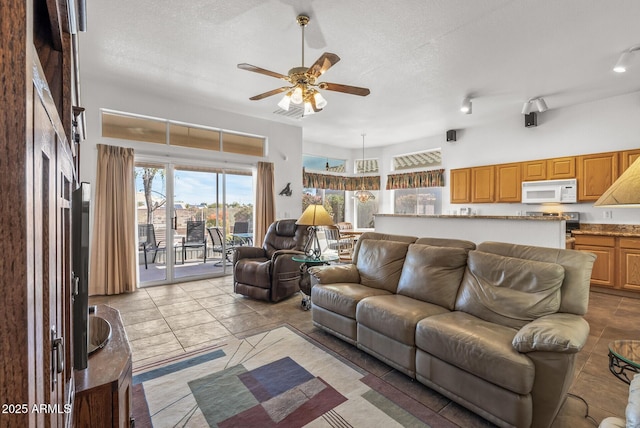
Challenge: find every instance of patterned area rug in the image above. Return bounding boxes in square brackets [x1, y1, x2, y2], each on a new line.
[133, 325, 456, 427]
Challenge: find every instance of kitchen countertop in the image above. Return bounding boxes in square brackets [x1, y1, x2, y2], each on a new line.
[374, 214, 565, 221]
[572, 230, 640, 238]
[572, 223, 640, 238]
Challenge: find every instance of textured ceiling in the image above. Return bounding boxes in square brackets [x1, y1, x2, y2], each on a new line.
[79, 0, 640, 149]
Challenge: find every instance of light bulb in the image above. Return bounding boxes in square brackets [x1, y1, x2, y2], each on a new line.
[314, 92, 327, 109]
[291, 87, 303, 104]
[303, 101, 315, 115]
[277, 93, 291, 111]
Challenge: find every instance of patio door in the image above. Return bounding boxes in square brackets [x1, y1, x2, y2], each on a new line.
[136, 162, 253, 286]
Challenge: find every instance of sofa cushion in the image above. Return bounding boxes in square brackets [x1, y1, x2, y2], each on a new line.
[311, 283, 391, 319]
[396, 244, 469, 310]
[234, 258, 271, 288]
[356, 240, 410, 293]
[455, 250, 565, 329]
[416, 311, 535, 395]
[356, 295, 449, 345]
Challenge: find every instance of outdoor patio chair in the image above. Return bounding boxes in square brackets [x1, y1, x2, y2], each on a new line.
[207, 227, 235, 265]
[181, 221, 207, 264]
[323, 225, 354, 261]
[138, 224, 164, 269]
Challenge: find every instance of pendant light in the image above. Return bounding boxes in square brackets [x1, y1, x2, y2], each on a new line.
[354, 133, 375, 204]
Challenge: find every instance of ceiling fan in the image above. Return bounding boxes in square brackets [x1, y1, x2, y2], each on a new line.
[237, 15, 370, 115]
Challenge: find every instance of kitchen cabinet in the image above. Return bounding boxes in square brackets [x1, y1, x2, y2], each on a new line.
[495, 163, 521, 202]
[450, 168, 471, 203]
[471, 166, 495, 203]
[620, 149, 640, 174]
[522, 157, 575, 181]
[547, 157, 576, 179]
[577, 152, 618, 201]
[522, 160, 547, 181]
[573, 235, 616, 288]
[619, 238, 640, 292]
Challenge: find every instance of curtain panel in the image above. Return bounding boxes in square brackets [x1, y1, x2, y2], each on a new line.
[89, 144, 137, 295]
[255, 161, 275, 247]
[386, 169, 445, 190]
[303, 170, 380, 191]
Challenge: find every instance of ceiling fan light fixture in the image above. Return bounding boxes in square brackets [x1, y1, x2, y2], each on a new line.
[460, 97, 472, 114]
[277, 93, 291, 111]
[291, 86, 304, 104]
[303, 101, 315, 115]
[314, 91, 328, 109]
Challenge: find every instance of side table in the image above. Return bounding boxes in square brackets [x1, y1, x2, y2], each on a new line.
[609, 340, 640, 384]
[292, 254, 339, 310]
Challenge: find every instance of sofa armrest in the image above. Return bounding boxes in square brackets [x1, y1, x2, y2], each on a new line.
[512, 313, 589, 354]
[308, 264, 360, 284]
[234, 246, 267, 261]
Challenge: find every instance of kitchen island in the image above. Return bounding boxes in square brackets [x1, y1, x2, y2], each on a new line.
[374, 214, 566, 248]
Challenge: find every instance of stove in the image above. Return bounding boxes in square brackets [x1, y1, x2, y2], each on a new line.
[525, 211, 580, 234]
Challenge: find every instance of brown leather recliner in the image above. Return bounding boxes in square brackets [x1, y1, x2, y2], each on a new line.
[233, 219, 308, 302]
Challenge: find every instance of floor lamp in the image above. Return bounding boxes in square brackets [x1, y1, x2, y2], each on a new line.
[296, 204, 334, 259]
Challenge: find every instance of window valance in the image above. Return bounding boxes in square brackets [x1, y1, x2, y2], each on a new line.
[386, 169, 445, 190]
[303, 170, 380, 191]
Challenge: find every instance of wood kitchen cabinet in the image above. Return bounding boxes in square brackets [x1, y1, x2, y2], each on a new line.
[522, 160, 547, 181]
[547, 157, 576, 179]
[577, 152, 618, 201]
[450, 168, 471, 203]
[471, 166, 495, 203]
[620, 149, 640, 174]
[573, 235, 616, 288]
[619, 238, 640, 292]
[495, 163, 521, 202]
[522, 157, 575, 181]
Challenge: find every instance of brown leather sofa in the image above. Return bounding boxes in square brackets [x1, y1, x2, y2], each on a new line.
[309, 233, 596, 428]
[233, 219, 308, 302]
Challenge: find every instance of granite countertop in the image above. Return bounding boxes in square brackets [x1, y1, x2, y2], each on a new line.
[572, 230, 640, 238]
[572, 224, 640, 238]
[374, 214, 564, 221]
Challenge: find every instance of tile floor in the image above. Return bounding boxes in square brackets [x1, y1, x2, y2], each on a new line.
[90, 277, 637, 427]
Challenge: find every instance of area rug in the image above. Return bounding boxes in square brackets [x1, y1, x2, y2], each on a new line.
[132, 325, 457, 427]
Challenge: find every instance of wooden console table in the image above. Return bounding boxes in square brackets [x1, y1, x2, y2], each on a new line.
[74, 305, 133, 427]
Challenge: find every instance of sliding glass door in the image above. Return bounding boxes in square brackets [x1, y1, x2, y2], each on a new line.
[136, 162, 253, 286]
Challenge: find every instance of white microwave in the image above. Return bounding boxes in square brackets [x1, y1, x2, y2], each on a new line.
[521, 179, 578, 204]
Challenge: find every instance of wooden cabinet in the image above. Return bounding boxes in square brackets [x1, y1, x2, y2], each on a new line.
[620, 149, 640, 174]
[471, 166, 495, 203]
[547, 157, 576, 179]
[1, 2, 80, 426]
[577, 152, 618, 201]
[619, 238, 640, 292]
[522, 160, 547, 181]
[450, 168, 471, 203]
[574, 235, 616, 288]
[522, 157, 575, 181]
[495, 163, 521, 202]
[75, 306, 133, 428]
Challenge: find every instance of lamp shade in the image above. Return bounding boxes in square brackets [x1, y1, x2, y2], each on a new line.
[296, 204, 334, 226]
[594, 158, 640, 207]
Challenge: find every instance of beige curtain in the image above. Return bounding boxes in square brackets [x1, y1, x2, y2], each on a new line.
[255, 161, 275, 247]
[89, 144, 137, 295]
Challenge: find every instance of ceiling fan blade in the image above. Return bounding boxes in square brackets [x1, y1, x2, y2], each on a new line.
[307, 53, 340, 78]
[319, 82, 371, 96]
[249, 87, 291, 101]
[237, 63, 289, 81]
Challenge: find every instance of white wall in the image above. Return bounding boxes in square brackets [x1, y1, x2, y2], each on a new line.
[369, 91, 640, 224]
[79, 78, 303, 221]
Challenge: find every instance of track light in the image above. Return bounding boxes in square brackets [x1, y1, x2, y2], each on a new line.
[535, 98, 548, 112]
[460, 97, 472, 114]
[613, 45, 640, 73]
[522, 97, 548, 114]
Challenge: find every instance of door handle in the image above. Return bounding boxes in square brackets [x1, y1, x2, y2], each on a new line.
[51, 327, 64, 386]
